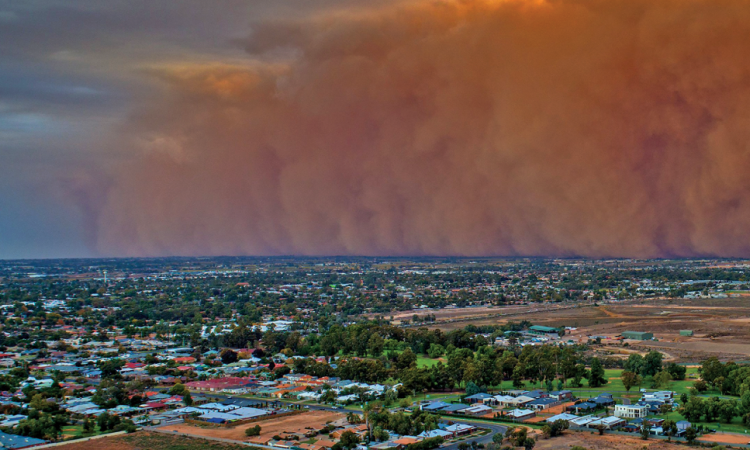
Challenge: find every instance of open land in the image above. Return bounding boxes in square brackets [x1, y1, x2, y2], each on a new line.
[535, 432, 691, 450]
[418, 297, 750, 361]
[163, 410, 346, 444]
[53, 431, 249, 450]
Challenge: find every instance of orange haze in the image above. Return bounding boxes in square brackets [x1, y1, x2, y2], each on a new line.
[83, 0, 750, 257]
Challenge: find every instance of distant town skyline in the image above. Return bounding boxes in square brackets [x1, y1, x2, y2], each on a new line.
[3, 0, 750, 259]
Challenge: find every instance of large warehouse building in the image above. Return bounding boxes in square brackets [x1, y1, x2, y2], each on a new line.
[621, 331, 653, 340]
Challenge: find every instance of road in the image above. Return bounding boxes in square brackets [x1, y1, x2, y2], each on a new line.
[436, 418, 507, 450]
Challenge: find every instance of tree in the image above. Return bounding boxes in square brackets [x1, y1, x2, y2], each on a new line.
[169, 383, 187, 395]
[427, 343, 445, 359]
[693, 380, 708, 392]
[653, 370, 672, 389]
[640, 423, 650, 440]
[523, 438, 535, 450]
[220, 348, 238, 364]
[97, 359, 125, 379]
[548, 419, 569, 437]
[511, 428, 528, 447]
[643, 351, 663, 377]
[701, 357, 725, 387]
[588, 358, 607, 388]
[340, 431, 361, 449]
[681, 396, 705, 422]
[492, 433, 504, 445]
[396, 348, 417, 370]
[465, 382, 482, 396]
[98, 412, 111, 431]
[373, 426, 389, 442]
[82, 417, 93, 434]
[666, 363, 687, 380]
[245, 425, 262, 436]
[30, 394, 47, 411]
[183, 391, 193, 406]
[719, 399, 737, 424]
[684, 427, 698, 444]
[623, 354, 644, 375]
[661, 419, 677, 440]
[621, 371, 641, 392]
[368, 334, 384, 357]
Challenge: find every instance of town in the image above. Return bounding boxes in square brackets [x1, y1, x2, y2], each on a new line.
[1, 257, 750, 450]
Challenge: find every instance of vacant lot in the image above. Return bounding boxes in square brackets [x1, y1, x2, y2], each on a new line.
[534, 431, 691, 450]
[163, 410, 345, 443]
[416, 297, 750, 361]
[54, 431, 248, 450]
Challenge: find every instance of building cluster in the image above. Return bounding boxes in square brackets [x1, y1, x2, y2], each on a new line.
[421, 388, 686, 437]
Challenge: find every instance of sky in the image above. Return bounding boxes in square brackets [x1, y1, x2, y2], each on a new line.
[3, 0, 750, 259]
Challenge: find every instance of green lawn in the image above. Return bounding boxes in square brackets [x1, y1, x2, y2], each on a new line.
[656, 410, 750, 435]
[416, 356, 442, 368]
[61, 424, 104, 439]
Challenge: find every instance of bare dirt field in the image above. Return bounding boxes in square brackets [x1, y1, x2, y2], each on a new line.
[162, 410, 345, 444]
[411, 297, 750, 361]
[53, 431, 247, 450]
[698, 431, 750, 445]
[535, 431, 690, 449]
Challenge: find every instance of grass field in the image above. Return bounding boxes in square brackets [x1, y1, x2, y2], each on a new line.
[61, 424, 105, 439]
[657, 410, 750, 435]
[416, 356, 442, 368]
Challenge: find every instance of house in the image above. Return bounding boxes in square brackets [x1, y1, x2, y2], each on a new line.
[646, 418, 665, 427]
[441, 404, 469, 414]
[526, 397, 559, 411]
[504, 409, 536, 421]
[676, 421, 692, 434]
[422, 401, 451, 411]
[462, 404, 493, 416]
[526, 390, 547, 399]
[418, 429, 453, 439]
[443, 423, 476, 436]
[491, 395, 516, 407]
[569, 415, 598, 428]
[548, 390, 574, 401]
[0, 430, 46, 449]
[614, 404, 649, 419]
[505, 395, 534, 407]
[589, 394, 615, 407]
[641, 391, 675, 403]
[463, 393, 493, 404]
[637, 401, 665, 414]
[545, 413, 578, 423]
[587, 416, 626, 430]
[566, 401, 598, 413]
[392, 437, 422, 448]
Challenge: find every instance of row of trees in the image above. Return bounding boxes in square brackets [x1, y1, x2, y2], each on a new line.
[294, 344, 610, 397]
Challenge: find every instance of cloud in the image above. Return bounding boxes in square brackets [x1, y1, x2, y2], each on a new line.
[83, 0, 750, 258]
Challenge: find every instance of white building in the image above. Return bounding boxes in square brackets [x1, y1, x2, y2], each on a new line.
[614, 404, 649, 419]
